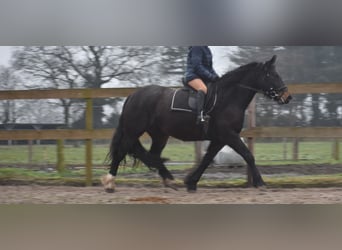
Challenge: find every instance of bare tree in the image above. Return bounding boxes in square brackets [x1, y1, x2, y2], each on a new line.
[13, 46, 165, 128]
[0, 66, 21, 124]
[159, 46, 187, 85]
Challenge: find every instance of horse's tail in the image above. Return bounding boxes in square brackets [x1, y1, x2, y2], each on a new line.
[105, 97, 130, 166]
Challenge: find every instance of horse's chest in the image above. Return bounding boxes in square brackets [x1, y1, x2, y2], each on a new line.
[217, 108, 245, 129]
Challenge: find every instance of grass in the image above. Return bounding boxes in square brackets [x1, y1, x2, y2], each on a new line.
[0, 140, 342, 188]
[0, 140, 341, 166]
[0, 141, 196, 165]
[255, 141, 342, 165]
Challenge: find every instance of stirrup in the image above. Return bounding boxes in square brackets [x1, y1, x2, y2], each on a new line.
[200, 111, 205, 122]
[196, 111, 207, 124]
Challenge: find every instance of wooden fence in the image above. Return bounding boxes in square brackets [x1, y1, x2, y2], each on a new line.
[1, 83, 342, 185]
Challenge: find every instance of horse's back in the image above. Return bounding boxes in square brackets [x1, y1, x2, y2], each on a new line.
[121, 85, 172, 126]
[126, 85, 171, 107]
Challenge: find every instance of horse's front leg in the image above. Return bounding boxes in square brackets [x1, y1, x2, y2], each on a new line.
[184, 141, 223, 192]
[226, 132, 265, 187]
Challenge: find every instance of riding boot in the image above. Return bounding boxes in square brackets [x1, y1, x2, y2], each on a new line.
[196, 90, 206, 124]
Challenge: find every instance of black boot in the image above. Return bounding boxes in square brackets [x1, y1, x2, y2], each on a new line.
[196, 90, 206, 124]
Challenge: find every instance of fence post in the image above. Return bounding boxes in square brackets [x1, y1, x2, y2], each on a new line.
[246, 97, 256, 186]
[56, 139, 65, 173]
[332, 139, 340, 161]
[85, 98, 93, 186]
[283, 138, 288, 160]
[28, 140, 33, 166]
[195, 141, 202, 165]
[293, 138, 299, 161]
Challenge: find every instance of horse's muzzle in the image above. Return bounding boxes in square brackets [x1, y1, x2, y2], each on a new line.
[265, 87, 292, 104]
[277, 89, 292, 104]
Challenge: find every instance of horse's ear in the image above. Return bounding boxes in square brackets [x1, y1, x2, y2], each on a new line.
[263, 55, 277, 70]
[269, 55, 277, 65]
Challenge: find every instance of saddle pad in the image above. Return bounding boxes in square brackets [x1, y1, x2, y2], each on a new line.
[171, 88, 196, 113]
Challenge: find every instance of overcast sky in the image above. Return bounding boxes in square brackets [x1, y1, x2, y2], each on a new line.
[0, 46, 237, 73]
[0, 46, 13, 66]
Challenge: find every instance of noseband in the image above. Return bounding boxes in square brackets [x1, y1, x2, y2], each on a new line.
[265, 86, 287, 99]
[238, 84, 291, 104]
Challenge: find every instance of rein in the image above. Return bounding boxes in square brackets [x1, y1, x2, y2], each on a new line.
[237, 83, 263, 94]
[206, 82, 258, 114]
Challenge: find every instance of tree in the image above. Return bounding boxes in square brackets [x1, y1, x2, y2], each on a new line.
[228, 46, 342, 127]
[13, 46, 83, 127]
[279, 46, 342, 127]
[0, 66, 21, 124]
[159, 46, 188, 85]
[13, 46, 164, 128]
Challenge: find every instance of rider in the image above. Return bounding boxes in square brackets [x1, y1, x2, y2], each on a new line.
[184, 46, 220, 124]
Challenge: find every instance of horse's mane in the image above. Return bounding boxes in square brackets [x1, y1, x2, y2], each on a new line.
[218, 62, 261, 86]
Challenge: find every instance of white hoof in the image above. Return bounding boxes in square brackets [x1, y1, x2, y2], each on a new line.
[101, 174, 115, 193]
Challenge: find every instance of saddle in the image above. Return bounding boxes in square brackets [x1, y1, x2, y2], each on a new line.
[170, 84, 217, 115]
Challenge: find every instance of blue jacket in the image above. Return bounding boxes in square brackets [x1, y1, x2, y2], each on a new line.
[184, 46, 219, 84]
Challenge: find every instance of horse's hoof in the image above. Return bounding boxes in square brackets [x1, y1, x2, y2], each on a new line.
[101, 174, 115, 192]
[253, 176, 266, 188]
[257, 186, 267, 192]
[185, 183, 197, 193]
[187, 188, 197, 193]
[163, 179, 178, 191]
[105, 188, 115, 193]
[184, 178, 197, 193]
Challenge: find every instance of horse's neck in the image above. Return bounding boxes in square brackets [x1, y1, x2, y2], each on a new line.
[217, 84, 257, 111]
[217, 67, 260, 110]
[234, 86, 257, 110]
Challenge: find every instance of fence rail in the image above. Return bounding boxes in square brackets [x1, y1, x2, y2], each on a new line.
[1, 83, 342, 185]
[0, 87, 136, 99]
[242, 127, 342, 138]
[1, 127, 342, 141]
[0, 129, 114, 140]
[1, 82, 342, 100]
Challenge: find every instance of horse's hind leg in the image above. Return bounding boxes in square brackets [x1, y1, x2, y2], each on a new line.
[102, 134, 138, 193]
[149, 133, 177, 189]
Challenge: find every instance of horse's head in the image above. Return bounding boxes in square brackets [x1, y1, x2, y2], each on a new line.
[257, 55, 292, 104]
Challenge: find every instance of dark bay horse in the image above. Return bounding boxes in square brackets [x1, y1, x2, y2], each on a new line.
[101, 55, 292, 192]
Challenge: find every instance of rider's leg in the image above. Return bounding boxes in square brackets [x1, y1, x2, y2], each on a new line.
[187, 79, 208, 94]
[188, 79, 207, 124]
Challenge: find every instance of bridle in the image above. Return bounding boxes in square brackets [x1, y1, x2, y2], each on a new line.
[238, 83, 290, 104]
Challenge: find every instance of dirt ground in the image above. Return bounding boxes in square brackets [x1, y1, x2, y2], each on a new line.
[2, 185, 342, 204]
[1, 164, 342, 204]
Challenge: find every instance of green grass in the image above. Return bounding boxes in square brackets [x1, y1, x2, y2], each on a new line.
[255, 141, 342, 165]
[2, 140, 341, 187]
[0, 140, 341, 166]
[0, 142, 195, 165]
